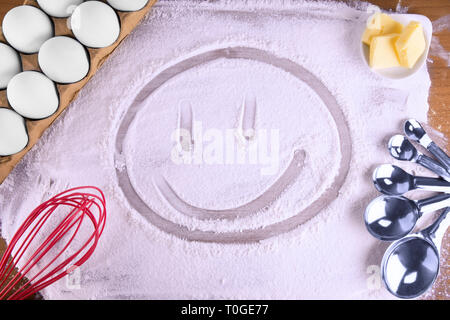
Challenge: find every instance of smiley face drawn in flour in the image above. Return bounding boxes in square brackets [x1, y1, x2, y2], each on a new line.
[114, 47, 352, 243]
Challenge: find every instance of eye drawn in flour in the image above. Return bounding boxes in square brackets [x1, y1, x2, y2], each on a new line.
[114, 47, 352, 243]
[175, 100, 195, 155]
[235, 93, 258, 148]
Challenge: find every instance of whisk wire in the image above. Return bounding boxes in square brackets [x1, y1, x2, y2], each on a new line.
[0, 204, 62, 298]
[0, 196, 88, 297]
[10, 200, 91, 299]
[0, 186, 106, 300]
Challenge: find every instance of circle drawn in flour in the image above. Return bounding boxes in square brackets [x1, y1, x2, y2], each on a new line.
[115, 47, 352, 243]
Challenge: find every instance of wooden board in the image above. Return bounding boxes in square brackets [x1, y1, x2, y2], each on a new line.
[0, 0, 157, 184]
[0, 0, 448, 300]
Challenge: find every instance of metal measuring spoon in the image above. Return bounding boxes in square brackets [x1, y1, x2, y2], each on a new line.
[364, 193, 450, 241]
[381, 207, 449, 299]
[373, 164, 450, 195]
[388, 135, 450, 182]
[404, 119, 450, 170]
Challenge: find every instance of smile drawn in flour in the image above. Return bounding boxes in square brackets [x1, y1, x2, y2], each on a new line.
[114, 47, 352, 243]
[153, 149, 306, 220]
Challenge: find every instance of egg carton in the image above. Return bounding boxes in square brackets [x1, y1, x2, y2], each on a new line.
[0, 0, 157, 184]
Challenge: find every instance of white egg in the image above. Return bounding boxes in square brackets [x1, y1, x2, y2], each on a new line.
[70, 1, 120, 48]
[7, 71, 59, 120]
[38, 36, 90, 84]
[0, 43, 22, 90]
[2, 5, 54, 54]
[36, 0, 84, 18]
[107, 0, 149, 12]
[0, 108, 29, 156]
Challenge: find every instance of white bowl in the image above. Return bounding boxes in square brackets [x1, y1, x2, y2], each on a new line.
[360, 13, 432, 80]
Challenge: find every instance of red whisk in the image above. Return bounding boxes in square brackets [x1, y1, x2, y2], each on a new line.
[0, 186, 106, 300]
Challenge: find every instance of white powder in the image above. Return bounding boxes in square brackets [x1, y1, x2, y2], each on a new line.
[430, 15, 450, 67]
[432, 15, 450, 33]
[0, 0, 434, 299]
[394, 0, 409, 14]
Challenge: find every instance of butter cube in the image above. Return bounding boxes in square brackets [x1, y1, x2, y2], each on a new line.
[367, 12, 382, 30]
[379, 14, 404, 34]
[362, 13, 382, 45]
[370, 34, 401, 69]
[362, 28, 382, 46]
[362, 13, 404, 45]
[395, 21, 426, 68]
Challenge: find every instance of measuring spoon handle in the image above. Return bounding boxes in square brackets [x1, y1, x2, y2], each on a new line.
[416, 154, 450, 182]
[423, 207, 450, 253]
[414, 176, 450, 193]
[428, 142, 450, 170]
[417, 193, 450, 215]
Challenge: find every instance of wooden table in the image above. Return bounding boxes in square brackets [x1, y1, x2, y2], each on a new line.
[0, 0, 448, 300]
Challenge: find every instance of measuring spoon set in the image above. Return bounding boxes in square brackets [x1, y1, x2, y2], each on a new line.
[365, 119, 450, 299]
